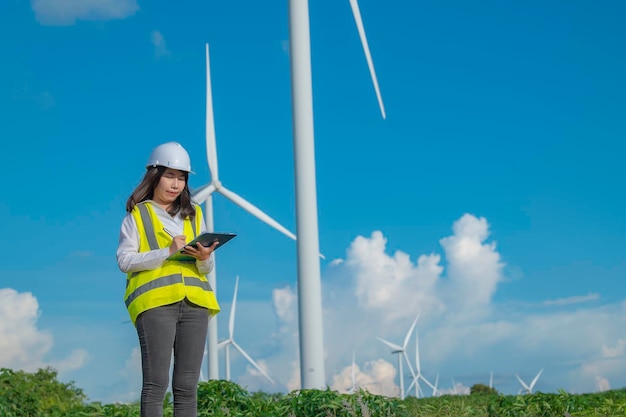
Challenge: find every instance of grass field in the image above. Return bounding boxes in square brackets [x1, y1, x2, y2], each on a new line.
[2, 368, 626, 416]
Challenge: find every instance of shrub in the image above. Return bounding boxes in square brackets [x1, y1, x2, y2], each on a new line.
[0, 367, 86, 416]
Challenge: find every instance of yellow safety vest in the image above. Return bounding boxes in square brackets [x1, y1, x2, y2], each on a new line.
[124, 201, 220, 325]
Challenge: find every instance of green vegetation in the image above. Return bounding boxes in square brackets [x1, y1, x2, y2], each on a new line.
[1, 367, 626, 416]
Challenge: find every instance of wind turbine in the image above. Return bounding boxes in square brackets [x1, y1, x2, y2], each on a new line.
[406, 329, 438, 398]
[376, 313, 420, 399]
[191, 44, 297, 380]
[288, 0, 386, 389]
[347, 350, 357, 394]
[217, 275, 275, 384]
[451, 378, 459, 395]
[515, 369, 543, 394]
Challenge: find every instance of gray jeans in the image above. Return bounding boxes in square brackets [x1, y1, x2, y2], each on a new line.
[135, 299, 209, 417]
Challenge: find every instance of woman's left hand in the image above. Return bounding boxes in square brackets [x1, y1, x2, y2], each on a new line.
[183, 241, 219, 261]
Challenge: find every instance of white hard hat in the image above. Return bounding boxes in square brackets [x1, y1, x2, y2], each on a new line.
[146, 142, 194, 173]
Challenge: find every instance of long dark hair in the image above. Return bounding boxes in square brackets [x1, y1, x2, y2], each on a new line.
[126, 166, 196, 219]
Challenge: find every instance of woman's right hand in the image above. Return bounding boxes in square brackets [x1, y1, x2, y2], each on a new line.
[169, 235, 188, 255]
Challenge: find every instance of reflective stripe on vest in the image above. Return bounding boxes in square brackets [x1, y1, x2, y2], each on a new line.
[125, 274, 214, 308]
[137, 203, 159, 250]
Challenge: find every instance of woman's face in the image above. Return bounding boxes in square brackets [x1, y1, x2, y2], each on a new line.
[152, 168, 187, 209]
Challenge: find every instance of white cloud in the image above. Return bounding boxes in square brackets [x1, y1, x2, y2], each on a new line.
[439, 214, 503, 315]
[602, 339, 626, 357]
[543, 293, 600, 306]
[31, 0, 139, 25]
[285, 360, 300, 392]
[438, 382, 470, 395]
[150, 30, 171, 58]
[344, 231, 444, 321]
[0, 288, 53, 371]
[113, 347, 142, 403]
[238, 359, 275, 389]
[50, 349, 90, 373]
[273, 286, 296, 323]
[122, 346, 141, 378]
[0, 288, 88, 375]
[595, 376, 610, 392]
[330, 359, 399, 397]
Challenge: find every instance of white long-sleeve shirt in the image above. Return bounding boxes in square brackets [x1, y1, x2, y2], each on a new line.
[116, 202, 214, 275]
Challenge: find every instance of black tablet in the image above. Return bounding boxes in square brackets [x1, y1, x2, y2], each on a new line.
[166, 232, 237, 262]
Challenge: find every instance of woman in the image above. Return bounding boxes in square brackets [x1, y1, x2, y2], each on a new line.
[117, 141, 220, 417]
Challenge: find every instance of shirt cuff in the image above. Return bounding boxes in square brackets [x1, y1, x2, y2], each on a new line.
[196, 255, 214, 275]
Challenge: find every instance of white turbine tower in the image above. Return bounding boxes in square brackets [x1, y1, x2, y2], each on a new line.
[192, 43, 297, 380]
[288, 0, 385, 388]
[347, 350, 357, 394]
[515, 369, 543, 394]
[199, 348, 208, 382]
[376, 313, 420, 399]
[218, 275, 275, 384]
[406, 329, 438, 398]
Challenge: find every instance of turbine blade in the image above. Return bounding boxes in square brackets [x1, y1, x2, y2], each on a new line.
[191, 183, 216, 204]
[415, 329, 421, 373]
[530, 369, 543, 389]
[376, 336, 403, 353]
[406, 376, 416, 394]
[228, 276, 239, 338]
[348, 0, 386, 119]
[403, 311, 421, 348]
[205, 43, 219, 181]
[218, 186, 296, 241]
[515, 374, 530, 390]
[217, 339, 230, 350]
[419, 374, 436, 391]
[402, 351, 416, 378]
[232, 341, 275, 384]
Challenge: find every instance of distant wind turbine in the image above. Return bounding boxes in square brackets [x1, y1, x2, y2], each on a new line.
[451, 377, 459, 395]
[515, 369, 543, 394]
[217, 275, 275, 384]
[406, 329, 438, 398]
[192, 43, 296, 381]
[348, 350, 357, 394]
[376, 313, 420, 399]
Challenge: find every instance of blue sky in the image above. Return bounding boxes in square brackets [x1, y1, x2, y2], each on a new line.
[1, 0, 625, 402]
